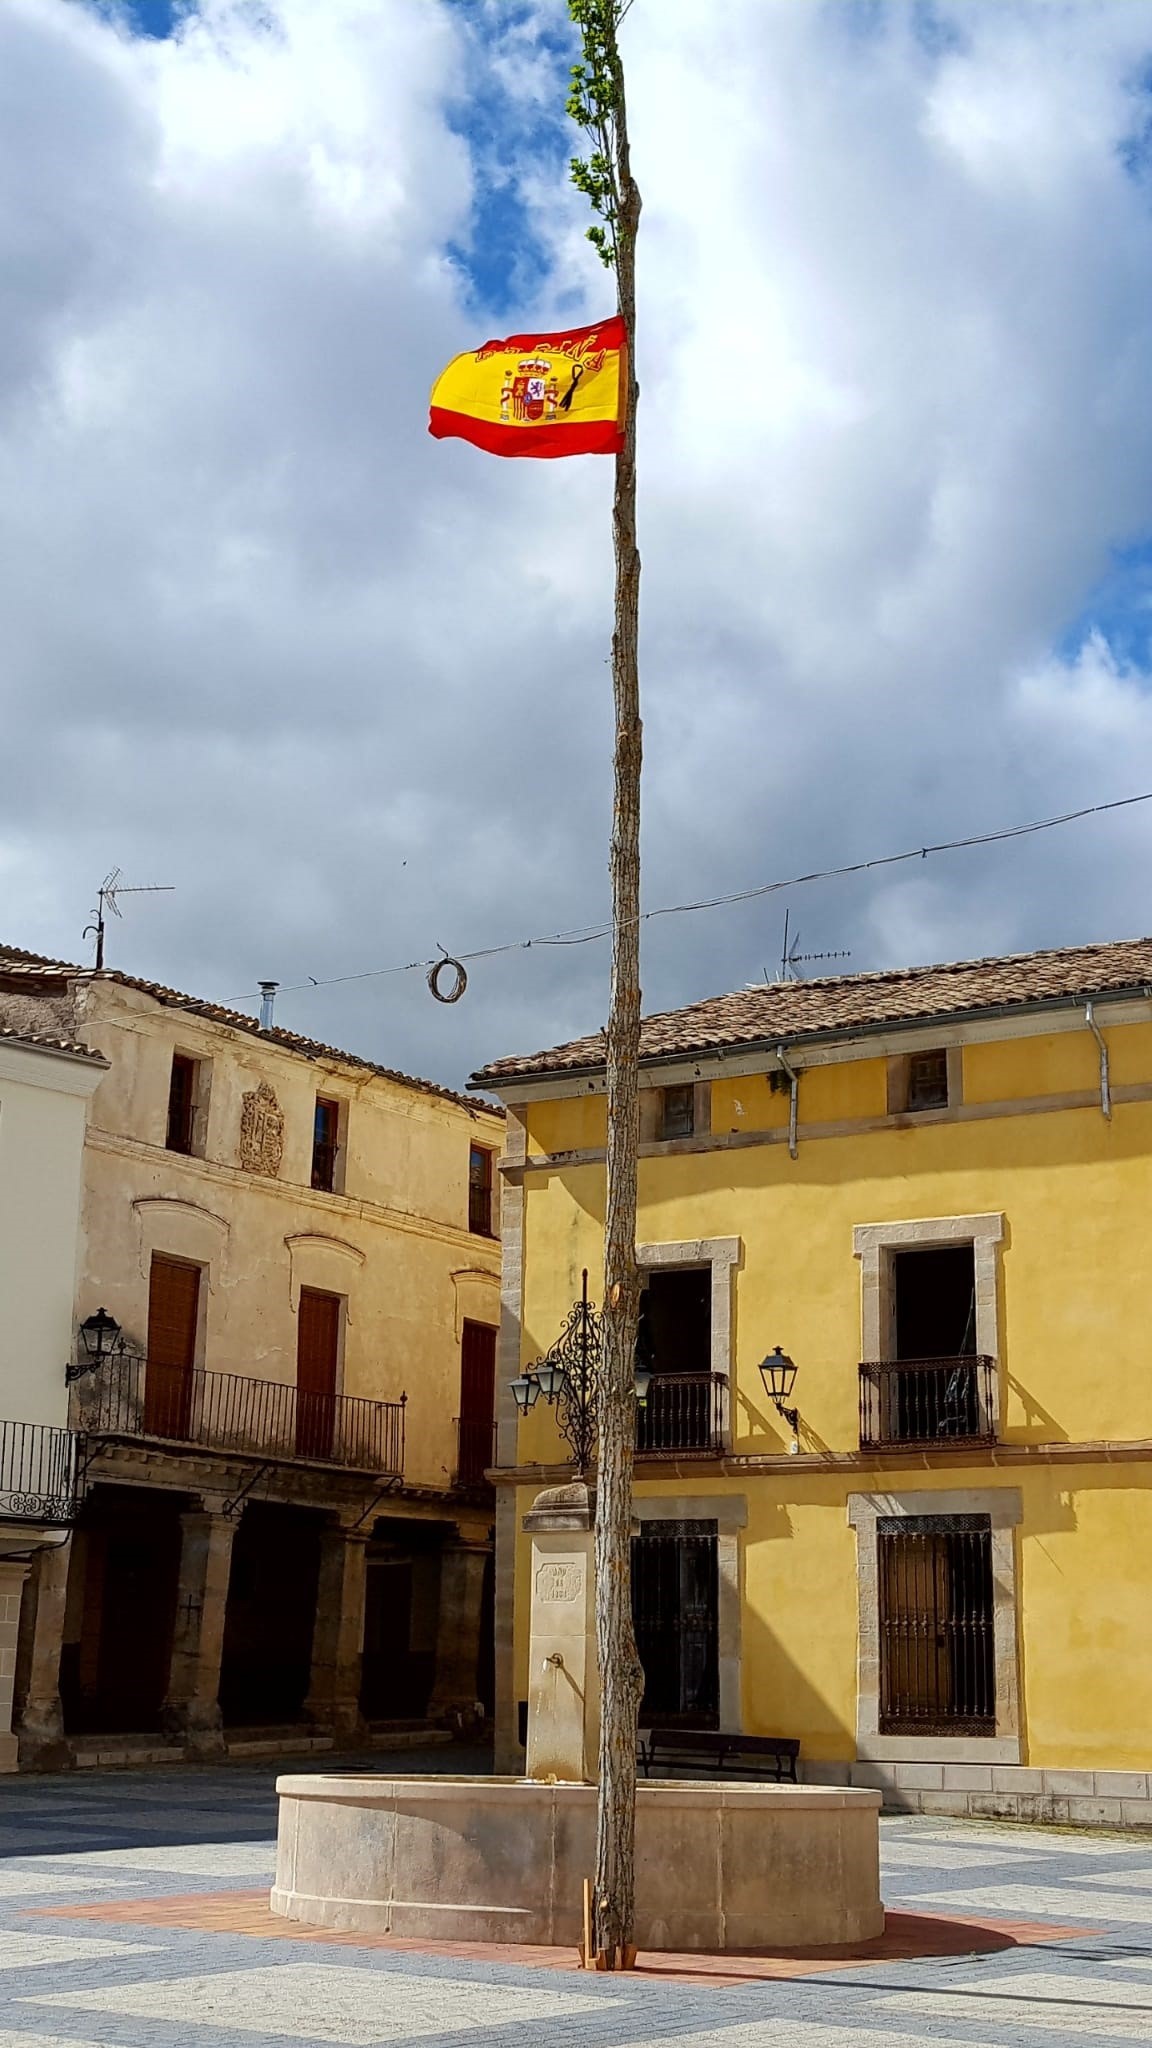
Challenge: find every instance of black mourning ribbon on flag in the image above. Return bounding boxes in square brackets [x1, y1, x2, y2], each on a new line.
[557, 364, 586, 413]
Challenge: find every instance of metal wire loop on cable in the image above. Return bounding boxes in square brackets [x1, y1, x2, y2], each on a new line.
[427, 953, 468, 1004]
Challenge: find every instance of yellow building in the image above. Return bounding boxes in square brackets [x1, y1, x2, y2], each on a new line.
[473, 934, 1152, 1825]
[0, 945, 503, 1768]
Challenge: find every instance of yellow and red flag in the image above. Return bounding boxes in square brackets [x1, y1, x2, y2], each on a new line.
[429, 315, 624, 458]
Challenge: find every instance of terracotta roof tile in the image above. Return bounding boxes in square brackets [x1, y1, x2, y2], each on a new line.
[471, 933, 1152, 1086]
[0, 946, 501, 1119]
[0, 1022, 107, 1065]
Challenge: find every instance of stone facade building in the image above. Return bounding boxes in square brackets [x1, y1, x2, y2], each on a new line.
[473, 933, 1152, 1827]
[0, 945, 503, 1769]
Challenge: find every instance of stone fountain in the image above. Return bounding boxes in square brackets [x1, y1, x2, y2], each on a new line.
[271, 1483, 883, 1951]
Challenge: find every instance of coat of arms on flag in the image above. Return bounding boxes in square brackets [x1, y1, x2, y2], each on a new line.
[429, 316, 624, 458]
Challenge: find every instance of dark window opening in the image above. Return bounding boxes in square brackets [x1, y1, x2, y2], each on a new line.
[312, 1097, 340, 1191]
[640, 1268, 710, 1374]
[636, 1269, 721, 1455]
[894, 1245, 976, 1359]
[882, 1243, 982, 1442]
[165, 1054, 198, 1154]
[907, 1049, 949, 1112]
[632, 1520, 719, 1726]
[660, 1084, 695, 1140]
[469, 1145, 494, 1235]
[878, 1515, 995, 1734]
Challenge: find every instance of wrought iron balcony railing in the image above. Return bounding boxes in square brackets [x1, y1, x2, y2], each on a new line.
[0, 1419, 77, 1526]
[72, 1354, 405, 1477]
[636, 1372, 727, 1459]
[453, 1416, 498, 1491]
[859, 1356, 997, 1450]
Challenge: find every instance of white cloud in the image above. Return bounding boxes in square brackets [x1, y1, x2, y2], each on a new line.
[4, 0, 1152, 1081]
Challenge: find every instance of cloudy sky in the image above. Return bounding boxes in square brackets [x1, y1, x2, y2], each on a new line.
[6, 0, 1152, 1087]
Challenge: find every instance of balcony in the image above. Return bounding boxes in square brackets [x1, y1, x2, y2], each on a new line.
[453, 1416, 497, 1492]
[858, 1356, 996, 1451]
[0, 1420, 77, 1526]
[73, 1355, 406, 1478]
[636, 1372, 727, 1459]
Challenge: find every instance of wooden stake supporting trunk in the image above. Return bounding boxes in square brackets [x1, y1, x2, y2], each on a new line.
[593, 41, 644, 1972]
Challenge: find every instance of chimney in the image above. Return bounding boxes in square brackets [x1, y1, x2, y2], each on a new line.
[258, 980, 279, 1030]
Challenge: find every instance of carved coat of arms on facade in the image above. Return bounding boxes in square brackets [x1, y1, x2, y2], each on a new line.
[239, 1080, 285, 1177]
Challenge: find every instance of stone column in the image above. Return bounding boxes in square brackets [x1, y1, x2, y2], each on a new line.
[523, 1481, 599, 1783]
[15, 1537, 72, 1772]
[305, 1524, 369, 1741]
[428, 1534, 491, 1728]
[161, 1505, 236, 1758]
[0, 1560, 32, 1774]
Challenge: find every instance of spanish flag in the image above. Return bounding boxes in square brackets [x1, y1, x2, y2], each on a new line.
[429, 315, 624, 458]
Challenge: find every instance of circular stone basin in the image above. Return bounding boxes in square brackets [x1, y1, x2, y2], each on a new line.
[272, 1774, 883, 1951]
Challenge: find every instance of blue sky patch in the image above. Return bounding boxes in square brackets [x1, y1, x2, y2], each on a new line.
[1059, 539, 1152, 672]
[446, 2, 576, 317]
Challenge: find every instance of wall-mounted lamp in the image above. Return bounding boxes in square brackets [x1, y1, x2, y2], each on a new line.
[758, 1346, 799, 1435]
[67, 1306, 123, 1383]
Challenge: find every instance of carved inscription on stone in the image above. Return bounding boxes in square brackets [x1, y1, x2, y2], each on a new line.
[535, 1561, 582, 1604]
[239, 1080, 285, 1177]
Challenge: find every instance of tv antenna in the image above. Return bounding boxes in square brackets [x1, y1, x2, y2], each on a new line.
[778, 907, 851, 982]
[83, 868, 175, 970]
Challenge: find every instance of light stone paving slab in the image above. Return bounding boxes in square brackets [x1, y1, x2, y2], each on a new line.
[906, 1843, 1139, 1859]
[1080, 1866, 1152, 1889]
[0, 1870, 133, 1896]
[911, 1883, 1152, 1923]
[0, 1932, 160, 1969]
[30, 1845, 276, 1876]
[605, 2030, 1012, 2048]
[873, 1973, 1152, 2039]
[26, 1965, 615, 2043]
[879, 1843, 1039, 1867]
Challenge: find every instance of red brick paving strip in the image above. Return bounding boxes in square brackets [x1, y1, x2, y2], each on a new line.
[28, 1893, 1098, 1987]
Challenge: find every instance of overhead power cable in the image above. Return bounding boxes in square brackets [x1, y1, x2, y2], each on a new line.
[224, 786, 1152, 1006]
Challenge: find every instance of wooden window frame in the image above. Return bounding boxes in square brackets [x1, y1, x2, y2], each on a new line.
[659, 1084, 696, 1141]
[311, 1095, 344, 1194]
[165, 1052, 209, 1157]
[469, 1144, 495, 1237]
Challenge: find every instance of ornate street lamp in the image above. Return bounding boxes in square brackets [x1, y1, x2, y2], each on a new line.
[67, 1306, 124, 1383]
[508, 1270, 652, 1477]
[758, 1345, 800, 1435]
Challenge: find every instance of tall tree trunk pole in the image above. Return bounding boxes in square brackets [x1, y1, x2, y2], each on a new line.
[593, 55, 643, 1969]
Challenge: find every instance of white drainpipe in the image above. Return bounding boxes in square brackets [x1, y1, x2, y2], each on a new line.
[1084, 1002, 1111, 1120]
[776, 1045, 800, 1160]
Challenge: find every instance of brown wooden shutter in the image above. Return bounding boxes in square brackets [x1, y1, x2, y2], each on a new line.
[145, 1256, 199, 1437]
[296, 1288, 341, 1459]
[457, 1320, 497, 1485]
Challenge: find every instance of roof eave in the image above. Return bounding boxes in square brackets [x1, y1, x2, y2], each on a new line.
[469, 978, 1152, 1093]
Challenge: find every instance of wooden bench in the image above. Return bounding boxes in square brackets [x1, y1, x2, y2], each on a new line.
[640, 1727, 800, 1783]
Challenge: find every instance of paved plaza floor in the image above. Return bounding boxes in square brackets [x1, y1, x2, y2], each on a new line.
[1, 1754, 1151, 2046]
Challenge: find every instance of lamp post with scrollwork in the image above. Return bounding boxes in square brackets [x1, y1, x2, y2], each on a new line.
[509, 1270, 652, 1481]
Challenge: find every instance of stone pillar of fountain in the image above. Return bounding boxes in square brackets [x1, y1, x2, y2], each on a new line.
[522, 1481, 599, 1782]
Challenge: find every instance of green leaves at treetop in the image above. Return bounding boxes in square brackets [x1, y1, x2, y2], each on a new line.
[567, 0, 631, 269]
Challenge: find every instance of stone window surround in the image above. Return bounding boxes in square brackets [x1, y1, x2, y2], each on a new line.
[635, 1494, 746, 1733]
[847, 1486, 1022, 1765]
[637, 1235, 741, 1449]
[852, 1214, 1004, 1436]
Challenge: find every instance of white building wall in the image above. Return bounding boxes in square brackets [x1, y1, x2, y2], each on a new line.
[0, 1040, 103, 1428]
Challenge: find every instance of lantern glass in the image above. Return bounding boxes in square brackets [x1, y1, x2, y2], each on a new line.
[79, 1307, 121, 1363]
[535, 1359, 567, 1403]
[759, 1346, 797, 1403]
[509, 1372, 540, 1415]
[633, 1362, 653, 1408]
